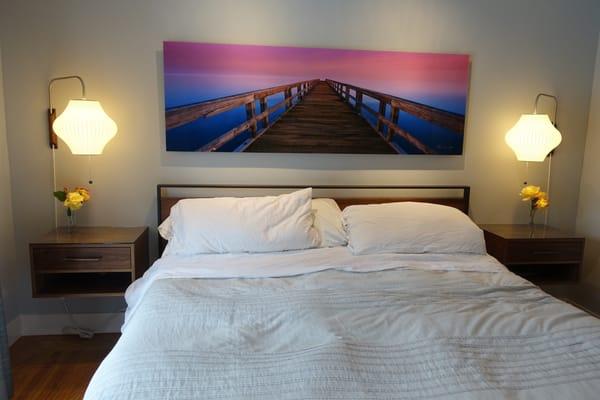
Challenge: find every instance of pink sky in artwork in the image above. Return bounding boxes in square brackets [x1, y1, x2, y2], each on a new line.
[164, 41, 470, 112]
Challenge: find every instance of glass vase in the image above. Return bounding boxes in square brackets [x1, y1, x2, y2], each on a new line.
[66, 210, 76, 232]
[529, 208, 536, 226]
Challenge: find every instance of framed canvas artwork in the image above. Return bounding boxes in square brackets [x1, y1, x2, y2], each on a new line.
[163, 41, 470, 154]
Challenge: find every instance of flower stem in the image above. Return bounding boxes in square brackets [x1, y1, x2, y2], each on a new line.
[529, 208, 536, 226]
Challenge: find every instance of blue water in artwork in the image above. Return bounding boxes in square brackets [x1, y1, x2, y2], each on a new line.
[165, 78, 465, 154]
[167, 92, 288, 152]
[359, 96, 463, 155]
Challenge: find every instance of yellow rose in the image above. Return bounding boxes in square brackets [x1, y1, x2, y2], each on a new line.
[535, 197, 549, 209]
[520, 185, 541, 201]
[64, 191, 85, 211]
[76, 187, 91, 202]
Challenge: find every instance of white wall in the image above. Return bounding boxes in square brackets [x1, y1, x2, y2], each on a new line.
[577, 33, 600, 288]
[0, 46, 19, 329]
[0, 0, 599, 321]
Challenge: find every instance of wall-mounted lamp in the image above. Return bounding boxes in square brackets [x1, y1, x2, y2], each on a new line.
[505, 93, 562, 162]
[505, 93, 561, 225]
[48, 75, 118, 228]
[48, 76, 117, 155]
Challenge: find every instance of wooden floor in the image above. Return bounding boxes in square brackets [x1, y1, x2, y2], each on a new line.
[245, 81, 397, 153]
[541, 283, 600, 318]
[10, 334, 119, 400]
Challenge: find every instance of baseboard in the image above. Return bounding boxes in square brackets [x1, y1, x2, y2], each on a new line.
[7, 316, 22, 346]
[8, 312, 123, 344]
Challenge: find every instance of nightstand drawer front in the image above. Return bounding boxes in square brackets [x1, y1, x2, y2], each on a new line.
[506, 240, 584, 264]
[32, 247, 131, 271]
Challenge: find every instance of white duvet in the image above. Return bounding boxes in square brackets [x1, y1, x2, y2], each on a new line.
[86, 248, 600, 399]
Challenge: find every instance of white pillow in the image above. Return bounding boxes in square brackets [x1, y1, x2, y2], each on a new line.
[157, 217, 173, 241]
[165, 188, 320, 255]
[312, 198, 347, 247]
[159, 197, 347, 249]
[343, 201, 485, 255]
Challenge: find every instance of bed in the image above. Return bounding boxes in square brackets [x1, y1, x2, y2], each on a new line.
[84, 185, 600, 400]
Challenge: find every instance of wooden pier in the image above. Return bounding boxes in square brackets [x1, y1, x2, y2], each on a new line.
[326, 80, 465, 155]
[165, 79, 465, 154]
[244, 81, 397, 153]
[165, 79, 319, 152]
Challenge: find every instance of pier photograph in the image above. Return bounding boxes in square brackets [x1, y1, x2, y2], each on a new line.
[163, 41, 469, 154]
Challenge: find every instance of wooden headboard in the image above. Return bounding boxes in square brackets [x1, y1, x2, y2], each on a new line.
[156, 184, 470, 255]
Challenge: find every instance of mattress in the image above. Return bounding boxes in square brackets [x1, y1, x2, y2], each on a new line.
[84, 248, 600, 399]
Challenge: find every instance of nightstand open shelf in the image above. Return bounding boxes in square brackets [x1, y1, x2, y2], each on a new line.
[480, 224, 585, 284]
[33, 272, 132, 297]
[506, 264, 579, 283]
[30, 227, 149, 297]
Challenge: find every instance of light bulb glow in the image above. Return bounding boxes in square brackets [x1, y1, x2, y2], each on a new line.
[52, 99, 117, 155]
[505, 114, 562, 162]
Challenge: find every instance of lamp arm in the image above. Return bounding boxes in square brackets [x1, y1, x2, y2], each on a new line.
[48, 75, 86, 109]
[533, 93, 558, 126]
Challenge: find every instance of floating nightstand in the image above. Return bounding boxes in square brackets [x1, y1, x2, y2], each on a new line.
[480, 224, 584, 283]
[30, 227, 149, 297]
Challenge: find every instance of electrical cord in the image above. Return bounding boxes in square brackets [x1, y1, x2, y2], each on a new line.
[52, 147, 58, 229]
[544, 153, 552, 226]
[61, 298, 127, 339]
[62, 298, 94, 339]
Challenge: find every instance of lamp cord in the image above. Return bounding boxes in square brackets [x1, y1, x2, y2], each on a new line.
[533, 93, 558, 227]
[62, 298, 94, 339]
[545, 153, 552, 226]
[61, 298, 126, 339]
[52, 147, 58, 229]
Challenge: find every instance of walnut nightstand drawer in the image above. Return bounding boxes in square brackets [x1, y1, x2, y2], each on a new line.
[29, 227, 149, 297]
[505, 240, 585, 264]
[31, 246, 132, 272]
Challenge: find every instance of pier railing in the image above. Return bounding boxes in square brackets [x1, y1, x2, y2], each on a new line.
[166, 79, 319, 151]
[326, 79, 465, 154]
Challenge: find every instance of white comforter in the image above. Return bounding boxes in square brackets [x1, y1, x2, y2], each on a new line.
[85, 248, 600, 399]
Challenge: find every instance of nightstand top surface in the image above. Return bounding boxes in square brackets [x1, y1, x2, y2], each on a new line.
[32, 226, 148, 245]
[479, 224, 582, 240]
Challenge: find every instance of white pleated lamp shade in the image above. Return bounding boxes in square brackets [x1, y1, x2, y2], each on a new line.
[52, 99, 117, 155]
[505, 114, 562, 162]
